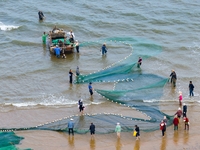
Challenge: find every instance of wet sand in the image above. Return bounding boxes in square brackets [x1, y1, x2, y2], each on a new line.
[1, 101, 200, 150]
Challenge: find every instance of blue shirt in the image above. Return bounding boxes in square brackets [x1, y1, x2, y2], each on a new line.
[68, 121, 74, 129]
[88, 84, 92, 91]
[54, 47, 61, 56]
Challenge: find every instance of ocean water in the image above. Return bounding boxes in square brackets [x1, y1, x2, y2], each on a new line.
[1, 0, 200, 149]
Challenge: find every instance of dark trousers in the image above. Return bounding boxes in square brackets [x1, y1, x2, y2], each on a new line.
[183, 112, 187, 117]
[69, 77, 73, 83]
[68, 128, 74, 135]
[189, 89, 194, 96]
[162, 129, 165, 136]
[76, 46, 79, 53]
[89, 90, 93, 95]
[185, 124, 189, 130]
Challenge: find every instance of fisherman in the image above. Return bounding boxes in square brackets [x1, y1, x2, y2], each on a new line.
[170, 70, 177, 87]
[75, 40, 79, 53]
[54, 45, 61, 58]
[78, 99, 84, 115]
[101, 43, 107, 55]
[67, 30, 75, 39]
[89, 123, 95, 139]
[69, 69, 74, 84]
[68, 118, 74, 136]
[137, 57, 142, 68]
[76, 66, 80, 76]
[42, 32, 48, 44]
[38, 11, 45, 20]
[189, 81, 194, 96]
[183, 103, 187, 117]
[88, 82, 93, 96]
[69, 35, 74, 43]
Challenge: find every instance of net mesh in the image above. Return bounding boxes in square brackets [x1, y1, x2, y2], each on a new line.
[0, 37, 173, 148]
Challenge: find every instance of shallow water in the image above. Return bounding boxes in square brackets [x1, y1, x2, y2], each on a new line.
[1, 0, 200, 149]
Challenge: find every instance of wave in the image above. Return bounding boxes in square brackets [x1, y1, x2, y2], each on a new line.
[0, 22, 19, 31]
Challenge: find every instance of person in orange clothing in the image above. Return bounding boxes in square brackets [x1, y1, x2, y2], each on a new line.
[173, 115, 179, 131]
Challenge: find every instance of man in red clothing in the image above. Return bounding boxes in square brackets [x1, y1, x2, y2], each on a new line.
[173, 115, 179, 130]
[183, 117, 189, 130]
[175, 108, 182, 119]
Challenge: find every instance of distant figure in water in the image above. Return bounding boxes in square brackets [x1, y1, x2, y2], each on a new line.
[88, 82, 93, 96]
[189, 81, 194, 97]
[38, 11, 45, 20]
[42, 32, 48, 44]
[101, 43, 107, 55]
[178, 91, 182, 106]
[76, 66, 80, 76]
[183, 103, 187, 117]
[78, 99, 84, 115]
[69, 69, 74, 84]
[137, 57, 142, 68]
[170, 70, 177, 87]
[75, 40, 79, 53]
[115, 123, 121, 138]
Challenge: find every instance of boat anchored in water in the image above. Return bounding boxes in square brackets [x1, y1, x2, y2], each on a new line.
[48, 27, 75, 55]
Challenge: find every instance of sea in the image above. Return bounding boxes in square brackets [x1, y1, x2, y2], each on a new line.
[1, 0, 200, 150]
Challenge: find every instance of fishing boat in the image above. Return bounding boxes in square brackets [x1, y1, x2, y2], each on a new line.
[48, 27, 74, 54]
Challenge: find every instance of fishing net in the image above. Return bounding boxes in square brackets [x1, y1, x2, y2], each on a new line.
[0, 132, 31, 150]
[0, 37, 174, 148]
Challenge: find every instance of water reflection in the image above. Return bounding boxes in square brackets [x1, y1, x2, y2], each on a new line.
[116, 138, 122, 150]
[134, 140, 140, 150]
[173, 131, 179, 145]
[68, 136, 74, 148]
[90, 138, 96, 150]
[160, 137, 167, 150]
[183, 130, 189, 144]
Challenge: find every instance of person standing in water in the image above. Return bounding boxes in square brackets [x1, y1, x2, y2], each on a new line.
[68, 118, 74, 136]
[178, 91, 183, 106]
[75, 40, 79, 53]
[76, 66, 80, 76]
[160, 120, 166, 137]
[101, 43, 107, 55]
[183, 103, 187, 118]
[69, 69, 75, 84]
[170, 70, 177, 87]
[115, 123, 121, 138]
[88, 82, 93, 96]
[189, 81, 194, 96]
[38, 11, 45, 20]
[137, 57, 142, 68]
[135, 125, 140, 140]
[42, 32, 48, 44]
[183, 116, 189, 130]
[89, 123, 95, 139]
[78, 99, 84, 115]
[173, 115, 179, 131]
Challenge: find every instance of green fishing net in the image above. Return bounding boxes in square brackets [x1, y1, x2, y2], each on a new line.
[0, 37, 173, 149]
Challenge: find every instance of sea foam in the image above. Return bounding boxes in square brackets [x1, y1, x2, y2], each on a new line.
[0, 22, 19, 31]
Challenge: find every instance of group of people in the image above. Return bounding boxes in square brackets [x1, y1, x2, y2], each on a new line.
[173, 104, 189, 131]
[169, 70, 195, 97]
[115, 123, 140, 140]
[68, 68, 94, 96]
[67, 117, 95, 138]
[160, 103, 189, 137]
[68, 118, 140, 140]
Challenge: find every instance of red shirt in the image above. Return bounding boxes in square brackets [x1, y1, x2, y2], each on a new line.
[173, 118, 179, 125]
